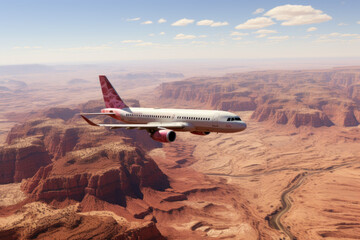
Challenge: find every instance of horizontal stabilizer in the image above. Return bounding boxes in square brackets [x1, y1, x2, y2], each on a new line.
[81, 115, 99, 126]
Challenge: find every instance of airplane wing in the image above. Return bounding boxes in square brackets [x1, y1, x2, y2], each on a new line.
[81, 115, 186, 130]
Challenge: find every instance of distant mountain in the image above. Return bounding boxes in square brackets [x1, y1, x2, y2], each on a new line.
[117, 72, 184, 80]
[0, 79, 28, 92]
[159, 67, 360, 128]
[0, 86, 11, 92]
[67, 78, 90, 85]
[0, 64, 54, 75]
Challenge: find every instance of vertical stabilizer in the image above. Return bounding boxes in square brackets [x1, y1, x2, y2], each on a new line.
[99, 75, 129, 109]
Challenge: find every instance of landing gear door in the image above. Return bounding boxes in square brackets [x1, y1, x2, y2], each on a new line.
[212, 112, 219, 128]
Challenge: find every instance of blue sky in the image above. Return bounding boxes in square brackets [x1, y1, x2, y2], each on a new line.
[1, 0, 359, 64]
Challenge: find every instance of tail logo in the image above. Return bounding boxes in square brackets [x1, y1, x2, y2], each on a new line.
[99, 75, 128, 109]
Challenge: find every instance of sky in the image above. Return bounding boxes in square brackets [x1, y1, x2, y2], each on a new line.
[0, 0, 360, 65]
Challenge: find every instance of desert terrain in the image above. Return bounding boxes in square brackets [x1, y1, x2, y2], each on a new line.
[1, 64, 360, 239]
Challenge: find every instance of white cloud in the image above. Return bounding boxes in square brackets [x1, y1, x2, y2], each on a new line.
[198, 35, 207, 38]
[53, 45, 111, 51]
[174, 33, 196, 39]
[149, 33, 155, 37]
[256, 34, 267, 38]
[141, 20, 153, 25]
[126, 17, 140, 22]
[197, 19, 214, 26]
[197, 19, 228, 27]
[327, 32, 360, 38]
[160, 32, 165, 35]
[357, 21, 360, 24]
[252, 29, 277, 38]
[268, 35, 289, 40]
[316, 32, 360, 42]
[211, 21, 229, 27]
[158, 18, 167, 23]
[342, 34, 360, 37]
[136, 42, 153, 46]
[122, 40, 143, 43]
[254, 29, 277, 34]
[235, 17, 275, 29]
[13, 46, 42, 49]
[172, 18, 194, 26]
[265, 4, 332, 26]
[253, 8, 265, 14]
[307, 27, 317, 32]
[338, 22, 347, 26]
[232, 37, 243, 40]
[230, 32, 249, 36]
[191, 41, 208, 45]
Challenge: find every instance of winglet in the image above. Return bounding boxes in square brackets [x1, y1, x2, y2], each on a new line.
[99, 75, 129, 109]
[81, 115, 99, 126]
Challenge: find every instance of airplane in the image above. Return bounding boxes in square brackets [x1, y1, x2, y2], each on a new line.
[81, 75, 247, 143]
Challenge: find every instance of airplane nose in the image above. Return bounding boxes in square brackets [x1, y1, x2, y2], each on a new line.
[240, 121, 247, 130]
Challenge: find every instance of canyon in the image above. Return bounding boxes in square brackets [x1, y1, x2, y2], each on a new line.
[0, 100, 270, 239]
[157, 67, 360, 239]
[1, 66, 360, 239]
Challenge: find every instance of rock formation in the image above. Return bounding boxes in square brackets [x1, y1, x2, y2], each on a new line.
[0, 100, 170, 239]
[251, 107, 334, 128]
[1, 100, 160, 184]
[0, 202, 164, 240]
[159, 67, 360, 128]
[22, 144, 169, 206]
[0, 136, 51, 184]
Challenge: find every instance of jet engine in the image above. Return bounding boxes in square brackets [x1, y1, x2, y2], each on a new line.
[151, 130, 176, 142]
[190, 131, 210, 136]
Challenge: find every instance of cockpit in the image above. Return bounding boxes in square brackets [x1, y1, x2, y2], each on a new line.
[227, 116, 242, 121]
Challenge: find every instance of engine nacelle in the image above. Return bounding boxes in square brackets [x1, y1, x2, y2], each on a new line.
[190, 131, 210, 136]
[151, 130, 176, 143]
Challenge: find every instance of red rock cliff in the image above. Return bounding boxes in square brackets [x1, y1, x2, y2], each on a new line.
[159, 68, 360, 128]
[22, 144, 170, 206]
[0, 137, 51, 184]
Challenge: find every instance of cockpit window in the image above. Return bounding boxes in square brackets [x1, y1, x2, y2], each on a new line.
[227, 116, 242, 121]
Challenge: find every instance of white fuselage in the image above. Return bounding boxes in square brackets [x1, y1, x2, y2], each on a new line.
[102, 107, 247, 133]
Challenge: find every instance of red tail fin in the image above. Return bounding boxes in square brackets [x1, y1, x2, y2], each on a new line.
[99, 75, 128, 109]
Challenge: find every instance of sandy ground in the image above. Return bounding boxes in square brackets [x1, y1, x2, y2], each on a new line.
[0, 202, 78, 229]
[0, 183, 26, 207]
[156, 110, 360, 239]
[284, 167, 360, 239]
